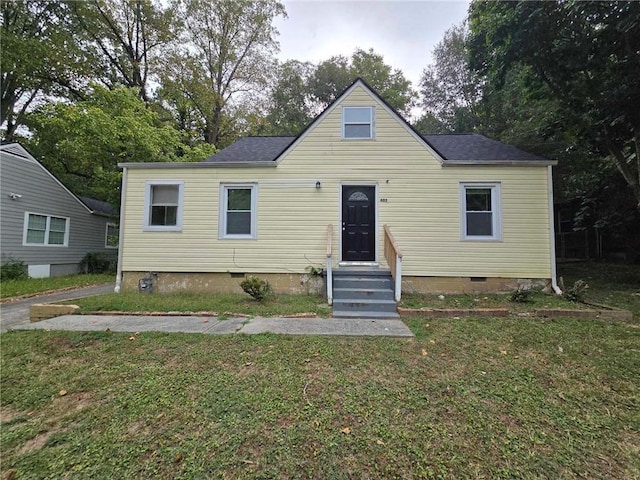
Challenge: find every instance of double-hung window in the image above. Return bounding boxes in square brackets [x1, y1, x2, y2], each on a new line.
[23, 212, 69, 246]
[144, 181, 184, 231]
[342, 106, 374, 139]
[220, 184, 257, 239]
[105, 223, 119, 248]
[460, 183, 501, 241]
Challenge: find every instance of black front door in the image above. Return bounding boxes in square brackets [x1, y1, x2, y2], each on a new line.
[342, 186, 376, 261]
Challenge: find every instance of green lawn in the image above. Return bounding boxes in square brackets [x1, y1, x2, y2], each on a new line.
[0, 274, 114, 300]
[1, 316, 638, 478]
[558, 262, 640, 318]
[66, 292, 331, 317]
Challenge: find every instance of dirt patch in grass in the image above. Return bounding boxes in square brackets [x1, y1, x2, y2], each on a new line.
[18, 430, 57, 455]
[0, 407, 23, 424]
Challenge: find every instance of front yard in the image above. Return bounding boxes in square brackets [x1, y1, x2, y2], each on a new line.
[0, 274, 114, 300]
[1, 261, 638, 478]
[1, 315, 639, 479]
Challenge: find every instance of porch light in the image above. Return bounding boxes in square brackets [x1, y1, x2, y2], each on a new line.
[315, 181, 321, 189]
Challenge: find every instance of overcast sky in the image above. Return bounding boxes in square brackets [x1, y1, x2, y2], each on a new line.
[274, 0, 471, 88]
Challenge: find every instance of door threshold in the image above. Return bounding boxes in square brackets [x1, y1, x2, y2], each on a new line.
[338, 262, 379, 267]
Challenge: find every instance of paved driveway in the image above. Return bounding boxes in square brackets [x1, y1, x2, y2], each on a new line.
[0, 283, 114, 332]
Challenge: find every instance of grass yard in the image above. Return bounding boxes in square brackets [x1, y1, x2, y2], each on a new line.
[0, 274, 114, 301]
[1, 316, 639, 479]
[558, 262, 640, 317]
[66, 292, 331, 317]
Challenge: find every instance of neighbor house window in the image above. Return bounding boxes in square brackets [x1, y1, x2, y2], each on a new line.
[106, 223, 119, 248]
[220, 184, 257, 239]
[460, 183, 501, 241]
[143, 181, 184, 231]
[342, 106, 374, 139]
[23, 212, 69, 246]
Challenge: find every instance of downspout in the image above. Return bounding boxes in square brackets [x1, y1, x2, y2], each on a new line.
[114, 167, 128, 293]
[547, 165, 562, 295]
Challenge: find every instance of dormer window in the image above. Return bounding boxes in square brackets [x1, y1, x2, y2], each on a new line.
[342, 106, 374, 139]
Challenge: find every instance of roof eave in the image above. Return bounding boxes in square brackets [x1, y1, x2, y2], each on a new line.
[442, 159, 557, 166]
[118, 161, 277, 169]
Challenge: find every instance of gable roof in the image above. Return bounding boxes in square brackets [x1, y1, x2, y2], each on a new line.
[1, 142, 117, 216]
[203, 133, 551, 165]
[123, 77, 555, 168]
[202, 78, 554, 166]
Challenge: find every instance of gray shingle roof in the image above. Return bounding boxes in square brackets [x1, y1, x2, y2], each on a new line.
[202, 136, 295, 163]
[202, 133, 549, 164]
[422, 134, 548, 162]
[80, 196, 117, 216]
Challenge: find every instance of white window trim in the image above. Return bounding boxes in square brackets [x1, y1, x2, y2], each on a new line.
[219, 183, 258, 239]
[22, 212, 70, 247]
[342, 106, 375, 140]
[459, 182, 502, 241]
[143, 180, 184, 232]
[105, 222, 119, 249]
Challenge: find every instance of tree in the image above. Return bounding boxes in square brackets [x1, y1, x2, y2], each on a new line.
[68, 0, 176, 102]
[468, 0, 640, 210]
[1, 1, 89, 139]
[417, 23, 481, 133]
[158, 0, 286, 147]
[307, 49, 415, 115]
[263, 60, 314, 135]
[25, 85, 214, 206]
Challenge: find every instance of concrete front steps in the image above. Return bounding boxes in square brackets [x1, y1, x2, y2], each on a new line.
[332, 267, 399, 318]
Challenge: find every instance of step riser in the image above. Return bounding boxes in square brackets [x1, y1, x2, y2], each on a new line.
[333, 289, 394, 301]
[333, 311, 400, 319]
[333, 301, 398, 314]
[333, 278, 393, 290]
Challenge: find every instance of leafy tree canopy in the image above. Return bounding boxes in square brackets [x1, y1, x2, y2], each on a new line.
[307, 48, 415, 115]
[468, 0, 640, 210]
[25, 85, 214, 206]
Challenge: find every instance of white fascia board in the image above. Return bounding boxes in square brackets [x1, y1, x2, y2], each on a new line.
[118, 161, 277, 169]
[442, 160, 557, 167]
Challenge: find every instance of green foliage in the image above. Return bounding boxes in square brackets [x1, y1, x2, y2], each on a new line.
[263, 60, 315, 135]
[25, 85, 212, 205]
[240, 276, 273, 301]
[68, 0, 176, 102]
[305, 265, 324, 277]
[0, 1, 92, 139]
[468, 0, 640, 210]
[417, 23, 481, 133]
[158, 0, 286, 146]
[0, 258, 27, 281]
[509, 287, 534, 304]
[307, 48, 415, 115]
[79, 252, 117, 275]
[561, 279, 590, 303]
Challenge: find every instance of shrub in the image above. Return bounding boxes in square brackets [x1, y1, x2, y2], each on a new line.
[509, 287, 534, 303]
[0, 258, 27, 280]
[562, 279, 589, 303]
[80, 252, 117, 274]
[240, 276, 273, 301]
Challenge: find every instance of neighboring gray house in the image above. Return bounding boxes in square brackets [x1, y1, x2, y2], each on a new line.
[0, 143, 118, 277]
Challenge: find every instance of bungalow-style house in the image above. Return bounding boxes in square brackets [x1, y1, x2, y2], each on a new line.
[116, 78, 559, 317]
[0, 143, 118, 278]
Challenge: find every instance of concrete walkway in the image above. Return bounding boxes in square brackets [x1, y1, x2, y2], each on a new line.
[0, 283, 115, 332]
[12, 314, 414, 337]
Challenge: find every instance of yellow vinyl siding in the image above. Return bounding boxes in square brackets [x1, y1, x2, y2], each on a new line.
[121, 85, 552, 278]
